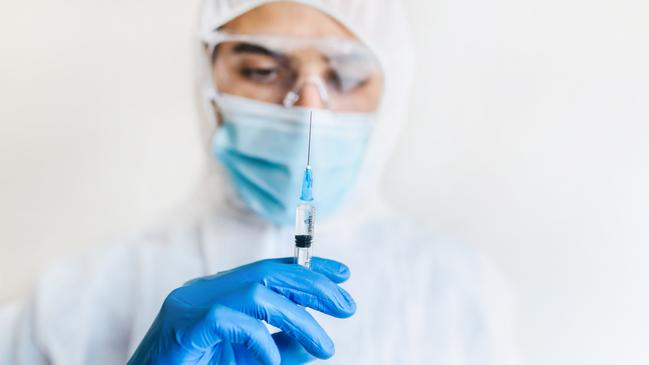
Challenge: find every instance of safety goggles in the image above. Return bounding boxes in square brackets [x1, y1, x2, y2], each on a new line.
[203, 30, 384, 112]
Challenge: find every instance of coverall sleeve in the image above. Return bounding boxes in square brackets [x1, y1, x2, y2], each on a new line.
[0, 298, 49, 364]
[0, 243, 140, 365]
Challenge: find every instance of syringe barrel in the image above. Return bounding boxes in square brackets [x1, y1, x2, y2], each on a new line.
[294, 201, 315, 237]
[294, 246, 311, 268]
[294, 201, 315, 268]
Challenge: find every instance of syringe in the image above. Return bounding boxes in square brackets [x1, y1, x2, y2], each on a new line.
[294, 111, 315, 269]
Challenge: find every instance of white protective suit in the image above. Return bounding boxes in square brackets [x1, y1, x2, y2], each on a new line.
[0, 0, 517, 364]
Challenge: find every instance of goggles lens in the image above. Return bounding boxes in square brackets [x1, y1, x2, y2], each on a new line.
[205, 32, 383, 112]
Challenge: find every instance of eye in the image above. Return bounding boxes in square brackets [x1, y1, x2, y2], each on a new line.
[240, 67, 279, 83]
[327, 69, 369, 92]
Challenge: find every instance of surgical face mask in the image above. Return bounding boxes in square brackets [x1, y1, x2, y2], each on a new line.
[212, 93, 374, 225]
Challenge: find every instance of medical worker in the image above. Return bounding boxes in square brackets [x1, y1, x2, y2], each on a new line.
[0, 0, 516, 364]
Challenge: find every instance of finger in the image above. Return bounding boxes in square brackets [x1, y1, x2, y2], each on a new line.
[188, 258, 356, 318]
[272, 331, 316, 365]
[181, 304, 281, 365]
[260, 262, 356, 318]
[270, 257, 350, 283]
[221, 283, 335, 360]
[309, 257, 351, 283]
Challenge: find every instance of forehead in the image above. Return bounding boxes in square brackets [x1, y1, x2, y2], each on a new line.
[220, 2, 356, 39]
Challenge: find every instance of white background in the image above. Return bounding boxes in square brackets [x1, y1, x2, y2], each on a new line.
[1, 0, 648, 364]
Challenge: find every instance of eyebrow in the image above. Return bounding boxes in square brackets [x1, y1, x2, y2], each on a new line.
[232, 42, 277, 57]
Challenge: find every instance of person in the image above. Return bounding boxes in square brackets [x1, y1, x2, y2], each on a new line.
[0, 0, 516, 364]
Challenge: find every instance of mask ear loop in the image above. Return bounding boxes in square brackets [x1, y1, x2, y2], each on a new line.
[282, 75, 331, 109]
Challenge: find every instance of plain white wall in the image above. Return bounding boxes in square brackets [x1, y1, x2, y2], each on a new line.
[1, 0, 648, 364]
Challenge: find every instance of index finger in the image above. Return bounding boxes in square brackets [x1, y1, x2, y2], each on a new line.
[258, 261, 356, 318]
[273, 257, 351, 283]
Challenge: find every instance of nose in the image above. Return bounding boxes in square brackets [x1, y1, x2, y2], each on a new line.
[282, 76, 331, 109]
[294, 83, 326, 109]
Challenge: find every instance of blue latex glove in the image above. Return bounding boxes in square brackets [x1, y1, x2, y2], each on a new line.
[127, 257, 356, 365]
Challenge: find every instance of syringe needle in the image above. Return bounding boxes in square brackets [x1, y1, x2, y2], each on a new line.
[307, 111, 313, 167]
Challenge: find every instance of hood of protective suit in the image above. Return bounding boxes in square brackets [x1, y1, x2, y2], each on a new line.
[193, 0, 415, 226]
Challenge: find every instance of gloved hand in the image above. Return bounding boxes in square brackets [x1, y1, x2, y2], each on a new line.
[127, 257, 356, 365]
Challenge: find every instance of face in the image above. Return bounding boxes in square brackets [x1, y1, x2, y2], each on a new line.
[210, 2, 384, 113]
